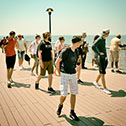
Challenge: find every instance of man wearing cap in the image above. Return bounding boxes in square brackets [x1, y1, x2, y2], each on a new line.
[56, 36, 82, 121]
[92, 29, 111, 94]
[109, 34, 124, 73]
[4, 31, 17, 88]
[16, 34, 27, 70]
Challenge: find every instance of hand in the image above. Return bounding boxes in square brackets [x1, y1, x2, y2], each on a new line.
[40, 61, 44, 68]
[18, 50, 21, 53]
[100, 52, 104, 55]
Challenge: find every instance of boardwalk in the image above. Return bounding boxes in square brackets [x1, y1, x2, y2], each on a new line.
[0, 52, 126, 126]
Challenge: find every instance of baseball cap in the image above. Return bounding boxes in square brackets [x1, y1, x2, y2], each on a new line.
[72, 36, 81, 43]
[102, 29, 110, 35]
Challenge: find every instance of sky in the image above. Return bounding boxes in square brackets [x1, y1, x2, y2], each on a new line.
[0, 0, 126, 35]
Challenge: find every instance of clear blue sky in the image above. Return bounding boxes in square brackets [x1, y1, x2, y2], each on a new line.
[0, 0, 126, 35]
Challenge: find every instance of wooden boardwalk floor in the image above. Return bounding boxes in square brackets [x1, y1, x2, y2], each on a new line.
[0, 52, 126, 126]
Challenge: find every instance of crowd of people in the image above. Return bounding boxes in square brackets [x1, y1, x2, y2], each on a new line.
[0, 30, 126, 121]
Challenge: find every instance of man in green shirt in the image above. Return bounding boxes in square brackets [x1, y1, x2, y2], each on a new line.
[92, 29, 111, 94]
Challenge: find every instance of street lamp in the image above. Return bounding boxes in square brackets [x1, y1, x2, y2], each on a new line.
[46, 8, 53, 35]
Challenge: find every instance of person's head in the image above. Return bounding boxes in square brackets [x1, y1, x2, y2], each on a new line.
[94, 35, 100, 42]
[82, 32, 87, 38]
[18, 34, 22, 40]
[35, 34, 41, 41]
[116, 34, 121, 39]
[43, 32, 51, 41]
[9, 31, 16, 39]
[59, 36, 65, 44]
[102, 29, 110, 39]
[72, 36, 82, 48]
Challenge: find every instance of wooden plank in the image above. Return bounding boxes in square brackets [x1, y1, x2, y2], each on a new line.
[0, 106, 9, 126]
[0, 82, 35, 126]
[0, 92, 18, 126]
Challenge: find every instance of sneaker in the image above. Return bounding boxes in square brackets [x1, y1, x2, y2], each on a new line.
[35, 83, 39, 89]
[57, 104, 63, 116]
[70, 111, 80, 121]
[19, 66, 22, 70]
[103, 89, 111, 94]
[48, 87, 55, 93]
[7, 81, 12, 88]
[82, 66, 87, 69]
[93, 81, 101, 88]
[77, 79, 83, 84]
[111, 69, 115, 72]
[94, 64, 98, 67]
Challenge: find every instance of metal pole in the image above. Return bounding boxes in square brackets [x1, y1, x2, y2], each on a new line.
[49, 13, 51, 34]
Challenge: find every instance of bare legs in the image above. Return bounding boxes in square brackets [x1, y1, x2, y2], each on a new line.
[31, 58, 39, 75]
[7, 68, 14, 81]
[59, 94, 76, 110]
[96, 73, 107, 89]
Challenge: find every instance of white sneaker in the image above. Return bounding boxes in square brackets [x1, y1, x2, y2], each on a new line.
[19, 66, 23, 70]
[103, 89, 111, 94]
[93, 81, 101, 88]
[94, 64, 98, 67]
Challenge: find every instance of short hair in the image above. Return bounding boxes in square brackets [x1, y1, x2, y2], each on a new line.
[35, 34, 40, 39]
[94, 35, 100, 42]
[43, 32, 50, 39]
[9, 31, 16, 36]
[116, 34, 121, 39]
[59, 36, 65, 41]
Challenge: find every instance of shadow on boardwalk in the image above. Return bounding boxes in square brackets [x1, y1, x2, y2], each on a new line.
[78, 81, 94, 86]
[60, 114, 113, 126]
[39, 88, 60, 96]
[110, 90, 126, 97]
[12, 82, 31, 88]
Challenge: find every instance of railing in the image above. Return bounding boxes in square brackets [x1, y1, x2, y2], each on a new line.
[51, 42, 126, 70]
[1, 39, 126, 70]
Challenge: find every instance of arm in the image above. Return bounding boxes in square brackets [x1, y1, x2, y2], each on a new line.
[15, 41, 21, 52]
[38, 50, 44, 68]
[28, 44, 32, 53]
[92, 39, 101, 55]
[24, 42, 27, 53]
[51, 50, 53, 64]
[55, 57, 62, 75]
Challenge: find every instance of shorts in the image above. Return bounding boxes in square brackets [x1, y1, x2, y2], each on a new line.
[6, 55, 16, 69]
[98, 55, 108, 74]
[60, 72, 78, 96]
[109, 50, 119, 62]
[18, 51, 25, 59]
[31, 54, 37, 59]
[40, 60, 53, 76]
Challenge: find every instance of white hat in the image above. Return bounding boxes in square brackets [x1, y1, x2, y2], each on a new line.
[102, 29, 110, 35]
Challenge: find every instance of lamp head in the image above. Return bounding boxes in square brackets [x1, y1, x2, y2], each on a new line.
[46, 8, 53, 15]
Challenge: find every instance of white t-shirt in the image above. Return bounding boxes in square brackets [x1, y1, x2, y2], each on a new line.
[17, 39, 26, 51]
[110, 37, 121, 51]
[55, 40, 60, 48]
[31, 40, 40, 54]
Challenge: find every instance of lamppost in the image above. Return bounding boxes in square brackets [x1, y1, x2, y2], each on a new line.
[46, 8, 53, 35]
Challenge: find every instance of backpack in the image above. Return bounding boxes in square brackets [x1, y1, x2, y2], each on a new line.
[60, 47, 79, 69]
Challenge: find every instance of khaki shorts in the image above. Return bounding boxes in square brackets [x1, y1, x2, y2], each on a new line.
[109, 50, 119, 62]
[40, 60, 53, 76]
